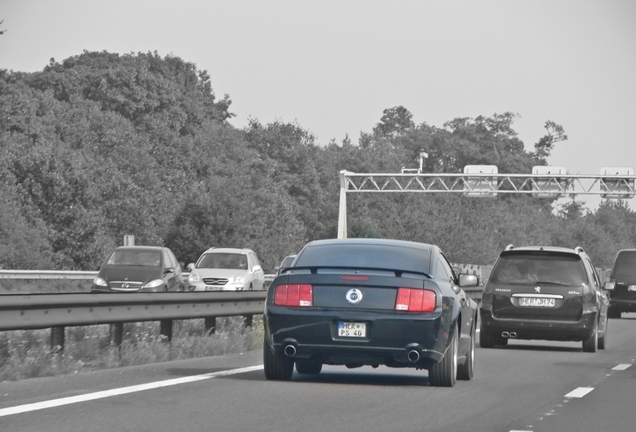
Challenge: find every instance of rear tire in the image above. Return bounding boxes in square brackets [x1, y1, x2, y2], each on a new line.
[582, 319, 598, 353]
[429, 326, 457, 387]
[295, 360, 322, 375]
[457, 321, 475, 381]
[263, 335, 294, 380]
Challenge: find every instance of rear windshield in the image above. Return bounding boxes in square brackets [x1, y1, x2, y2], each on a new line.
[295, 244, 431, 274]
[613, 251, 636, 276]
[490, 253, 587, 286]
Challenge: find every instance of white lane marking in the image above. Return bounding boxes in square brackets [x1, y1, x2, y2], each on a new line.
[0, 365, 263, 418]
[612, 364, 632, 371]
[564, 387, 594, 398]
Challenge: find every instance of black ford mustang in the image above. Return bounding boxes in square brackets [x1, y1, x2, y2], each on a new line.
[263, 238, 479, 387]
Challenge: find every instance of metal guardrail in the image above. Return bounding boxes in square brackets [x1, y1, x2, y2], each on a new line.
[0, 291, 267, 332]
[0, 270, 99, 280]
[0, 270, 277, 282]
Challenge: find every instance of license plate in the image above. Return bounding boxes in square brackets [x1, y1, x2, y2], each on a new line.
[338, 322, 366, 337]
[519, 297, 555, 307]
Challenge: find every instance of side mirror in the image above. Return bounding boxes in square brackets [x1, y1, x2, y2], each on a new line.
[252, 265, 262, 273]
[187, 263, 195, 271]
[459, 274, 479, 287]
[604, 281, 615, 291]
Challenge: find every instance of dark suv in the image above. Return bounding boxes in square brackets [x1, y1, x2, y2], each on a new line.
[604, 249, 636, 318]
[479, 245, 609, 352]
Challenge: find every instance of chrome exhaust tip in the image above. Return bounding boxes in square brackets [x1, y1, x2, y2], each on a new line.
[284, 344, 297, 357]
[407, 349, 421, 363]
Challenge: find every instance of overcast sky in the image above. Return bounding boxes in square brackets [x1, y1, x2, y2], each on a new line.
[2, 1, 635, 208]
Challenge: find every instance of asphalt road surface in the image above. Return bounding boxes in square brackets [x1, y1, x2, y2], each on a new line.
[1, 314, 635, 432]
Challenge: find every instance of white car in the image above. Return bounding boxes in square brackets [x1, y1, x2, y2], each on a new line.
[187, 248, 265, 291]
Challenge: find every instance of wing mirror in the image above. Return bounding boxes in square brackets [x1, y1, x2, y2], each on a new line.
[459, 274, 479, 287]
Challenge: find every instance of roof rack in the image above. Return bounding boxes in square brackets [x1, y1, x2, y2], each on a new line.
[575, 246, 585, 254]
[505, 244, 514, 251]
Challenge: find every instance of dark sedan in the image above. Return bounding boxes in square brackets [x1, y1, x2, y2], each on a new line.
[263, 238, 480, 387]
[91, 246, 185, 292]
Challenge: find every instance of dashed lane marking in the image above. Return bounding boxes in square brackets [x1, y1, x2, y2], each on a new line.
[564, 387, 594, 398]
[0, 365, 264, 418]
[611, 364, 632, 371]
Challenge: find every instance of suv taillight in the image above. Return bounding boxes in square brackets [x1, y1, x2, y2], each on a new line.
[274, 284, 313, 307]
[395, 288, 436, 312]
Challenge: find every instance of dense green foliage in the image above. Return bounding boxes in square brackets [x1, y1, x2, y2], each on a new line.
[1, 51, 634, 272]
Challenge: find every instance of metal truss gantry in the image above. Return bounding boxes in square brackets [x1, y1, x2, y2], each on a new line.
[337, 170, 636, 239]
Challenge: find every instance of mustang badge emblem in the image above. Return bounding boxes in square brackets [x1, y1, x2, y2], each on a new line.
[346, 288, 363, 304]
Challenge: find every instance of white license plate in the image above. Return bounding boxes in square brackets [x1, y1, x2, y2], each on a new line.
[519, 297, 556, 307]
[338, 322, 366, 337]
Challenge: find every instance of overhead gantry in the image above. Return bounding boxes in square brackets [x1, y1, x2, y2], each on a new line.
[337, 165, 636, 239]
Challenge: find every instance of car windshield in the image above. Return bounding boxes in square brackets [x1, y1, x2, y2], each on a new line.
[107, 250, 161, 267]
[490, 253, 587, 286]
[198, 253, 248, 270]
[295, 244, 431, 275]
[614, 251, 636, 276]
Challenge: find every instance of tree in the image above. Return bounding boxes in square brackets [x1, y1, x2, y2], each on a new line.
[534, 120, 568, 162]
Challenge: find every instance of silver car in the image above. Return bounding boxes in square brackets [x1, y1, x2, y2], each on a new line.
[187, 248, 265, 291]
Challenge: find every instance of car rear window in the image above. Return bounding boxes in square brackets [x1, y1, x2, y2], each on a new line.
[295, 244, 431, 275]
[490, 253, 587, 286]
[613, 251, 636, 276]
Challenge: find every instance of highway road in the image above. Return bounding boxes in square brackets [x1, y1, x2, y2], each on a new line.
[1, 314, 635, 432]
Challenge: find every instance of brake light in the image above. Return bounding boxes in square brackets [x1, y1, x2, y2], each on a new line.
[395, 288, 436, 312]
[274, 284, 313, 307]
[341, 275, 369, 281]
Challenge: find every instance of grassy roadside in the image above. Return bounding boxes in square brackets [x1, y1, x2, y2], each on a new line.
[0, 316, 264, 382]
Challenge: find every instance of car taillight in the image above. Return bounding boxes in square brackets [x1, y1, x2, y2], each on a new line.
[395, 288, 436, 312]
[274, 284, 313, 307]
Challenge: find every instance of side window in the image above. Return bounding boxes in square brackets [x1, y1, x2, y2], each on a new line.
[437, 256, 453, 283]
[251, 252, 261, 268]
[163, 250, 174, 269]
[169, 250, 180, 270]
[582, 257, 600, 289]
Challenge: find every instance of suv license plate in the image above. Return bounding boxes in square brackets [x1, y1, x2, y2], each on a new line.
[338, 322, 366, 337]
[519, 297, 555, 307]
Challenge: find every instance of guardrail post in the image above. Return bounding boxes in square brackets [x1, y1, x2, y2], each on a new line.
[160, 319, 173, 342]
[51, 326, 65, 352]
[244, 314, 253, 328]
[110, 323, 124, 347]
[204, 317, 216, 334]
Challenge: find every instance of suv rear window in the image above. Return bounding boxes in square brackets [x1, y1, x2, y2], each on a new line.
[614, 251, 636, 276]
[490, 252, 587, 286]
